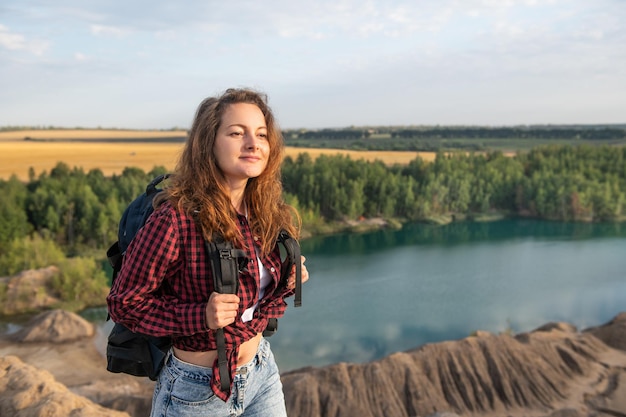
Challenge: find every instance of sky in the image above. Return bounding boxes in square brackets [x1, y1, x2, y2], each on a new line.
[1, 0, 625, 130]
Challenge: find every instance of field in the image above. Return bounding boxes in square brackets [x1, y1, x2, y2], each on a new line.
[0, 129, 188, 141]
[0, 130, 435, 181]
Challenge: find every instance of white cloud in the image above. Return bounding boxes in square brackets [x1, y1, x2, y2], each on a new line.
[1, 0, 625, 128]
[0, 24, 48, 55]
[90, 24, 132, 38]
[0, 24, 24, 49]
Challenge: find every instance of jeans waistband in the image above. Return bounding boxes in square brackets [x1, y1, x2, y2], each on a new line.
[166, 337, 270, 380]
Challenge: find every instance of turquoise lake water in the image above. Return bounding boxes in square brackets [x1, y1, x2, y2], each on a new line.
[5, 219, 625, 374]
[269, 219, 626, 372]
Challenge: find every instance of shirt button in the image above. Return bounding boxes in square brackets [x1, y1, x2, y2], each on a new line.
[270, 267, 275, 272]
[253, 236, 258, 241]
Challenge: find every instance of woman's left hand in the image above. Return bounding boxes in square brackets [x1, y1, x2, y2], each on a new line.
[287, 255, 309, 290]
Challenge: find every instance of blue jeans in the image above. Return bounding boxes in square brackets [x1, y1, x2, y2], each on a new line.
[150, 338, 287, 417]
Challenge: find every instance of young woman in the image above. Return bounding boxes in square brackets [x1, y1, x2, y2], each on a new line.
[107, 88, 309, 417]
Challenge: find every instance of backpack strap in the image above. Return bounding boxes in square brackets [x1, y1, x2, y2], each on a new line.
[278, 230, 302, 307]
[206, 238, 246, 393]
[204, 231, 301, 392]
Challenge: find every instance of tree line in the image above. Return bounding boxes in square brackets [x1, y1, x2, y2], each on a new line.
[284, 125, 626, 141]
[283, 125, 626, 152]
[282, 144, 625, 225]
[389, 126, 626, 140]
[1, 144, 625, 259]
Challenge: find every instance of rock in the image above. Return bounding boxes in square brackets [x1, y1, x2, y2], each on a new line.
[72, 380, 153, 417]
[471, 330, 492, 338]
[3, 310, 626, 417]
[0, 355, 129, 417]
[584, 312, 626, 352]
[282, 314, 626, 417]
[0, 266, 61, 315]
[585, 369, 626, 416]
[0, 309, 154, 417]
[11, 309, 95, 343]
[546, 409, 583, 417]
[533, 321, 578, 334]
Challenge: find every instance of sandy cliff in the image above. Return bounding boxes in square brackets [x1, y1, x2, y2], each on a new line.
[1, 309, 626, 417]
[0, 310, 153, 417]
[282, 316, 626, 417]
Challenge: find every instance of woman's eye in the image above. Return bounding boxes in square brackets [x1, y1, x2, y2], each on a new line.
[230, 131, 243, 137]
[258, 132, 268, 139]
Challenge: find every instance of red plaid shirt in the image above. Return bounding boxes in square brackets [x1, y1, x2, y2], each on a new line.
[106, 200, 293, 400]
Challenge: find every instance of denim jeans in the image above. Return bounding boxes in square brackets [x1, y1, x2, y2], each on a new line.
[150, 338, 287, 417]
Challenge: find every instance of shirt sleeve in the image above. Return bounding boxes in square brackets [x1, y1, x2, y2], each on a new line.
[106, 206, 209, 337]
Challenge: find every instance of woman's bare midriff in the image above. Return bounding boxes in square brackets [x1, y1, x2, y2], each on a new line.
[172, 332, 263, 368]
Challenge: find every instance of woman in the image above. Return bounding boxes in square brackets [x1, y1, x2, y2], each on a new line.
[107, 88, 309, 416]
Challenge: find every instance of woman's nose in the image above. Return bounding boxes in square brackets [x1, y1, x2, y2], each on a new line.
[245, 134, 260, 149]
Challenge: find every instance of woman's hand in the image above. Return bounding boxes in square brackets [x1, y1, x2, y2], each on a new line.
[287, 255, 309, 290]
[205, 292, 240, 330]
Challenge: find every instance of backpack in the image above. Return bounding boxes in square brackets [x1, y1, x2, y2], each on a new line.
[105, 174, 302, 390]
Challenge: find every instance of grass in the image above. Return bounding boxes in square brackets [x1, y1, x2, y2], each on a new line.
[0, 129, 437, 180]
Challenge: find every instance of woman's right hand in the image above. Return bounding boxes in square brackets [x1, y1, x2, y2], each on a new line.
[205, 292, 240, 330]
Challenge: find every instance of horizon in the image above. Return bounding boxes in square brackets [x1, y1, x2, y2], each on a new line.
[2, 121, 626, 133]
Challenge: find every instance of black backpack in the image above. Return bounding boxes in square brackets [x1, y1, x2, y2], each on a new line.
[105, 174, 301, 390]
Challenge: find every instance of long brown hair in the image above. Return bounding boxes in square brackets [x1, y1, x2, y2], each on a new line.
[165, 88, 300, 255]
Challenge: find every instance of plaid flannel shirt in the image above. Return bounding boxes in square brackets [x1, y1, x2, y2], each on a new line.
[106, 200, 293, 400]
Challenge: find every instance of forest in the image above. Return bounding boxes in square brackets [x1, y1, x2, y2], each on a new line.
[283, 125, 626, 151]
[0, 144, 625, 309]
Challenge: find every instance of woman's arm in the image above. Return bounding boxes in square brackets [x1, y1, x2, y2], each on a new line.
[106, 207, 209, 338]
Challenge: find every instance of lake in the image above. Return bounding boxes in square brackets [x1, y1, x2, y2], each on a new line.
[6, 219, 626, 374]
[268, 219, 626, 372]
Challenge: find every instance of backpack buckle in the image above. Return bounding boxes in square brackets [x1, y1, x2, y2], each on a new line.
[219, 249, 233, 259]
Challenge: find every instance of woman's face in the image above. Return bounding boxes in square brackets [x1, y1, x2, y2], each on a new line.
[214, 102, 270, 189]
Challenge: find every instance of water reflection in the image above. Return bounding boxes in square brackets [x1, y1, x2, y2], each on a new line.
[302, 220, 626, 256]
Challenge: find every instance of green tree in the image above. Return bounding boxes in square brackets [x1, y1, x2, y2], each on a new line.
[0, 176, 31, 250]
[0, 235, 65, 276]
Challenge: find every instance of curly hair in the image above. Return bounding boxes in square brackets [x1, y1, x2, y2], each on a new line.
[164, 88, 300, 255]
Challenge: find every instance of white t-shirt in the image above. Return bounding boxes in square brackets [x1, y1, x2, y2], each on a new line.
[241, 254, 272, 322]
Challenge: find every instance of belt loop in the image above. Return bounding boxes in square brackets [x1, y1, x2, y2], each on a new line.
[258, 338, 269, 366]
[165, 348, 173, 366]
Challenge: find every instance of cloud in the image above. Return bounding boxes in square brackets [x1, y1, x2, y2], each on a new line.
[0, 24, 48, 55]
[74, 52, 87, 61]
[1, 0, 625, 128]
[90, 24, 132, 38]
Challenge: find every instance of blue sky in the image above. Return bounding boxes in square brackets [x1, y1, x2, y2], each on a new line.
[1, 0, 625, 130]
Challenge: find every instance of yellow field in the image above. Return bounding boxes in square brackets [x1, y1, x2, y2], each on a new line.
[0, 138, 435, 181]
[0, 129, 188, 141]
[1, 141, 184, 180]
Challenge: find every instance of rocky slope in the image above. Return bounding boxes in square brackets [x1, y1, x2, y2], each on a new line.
[1, 309, 626, 417]
[0, 310, 153, 417]
[0, 266, 61, 315]
[0, 355, 131, 417]
[282, 316, 626, 417]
